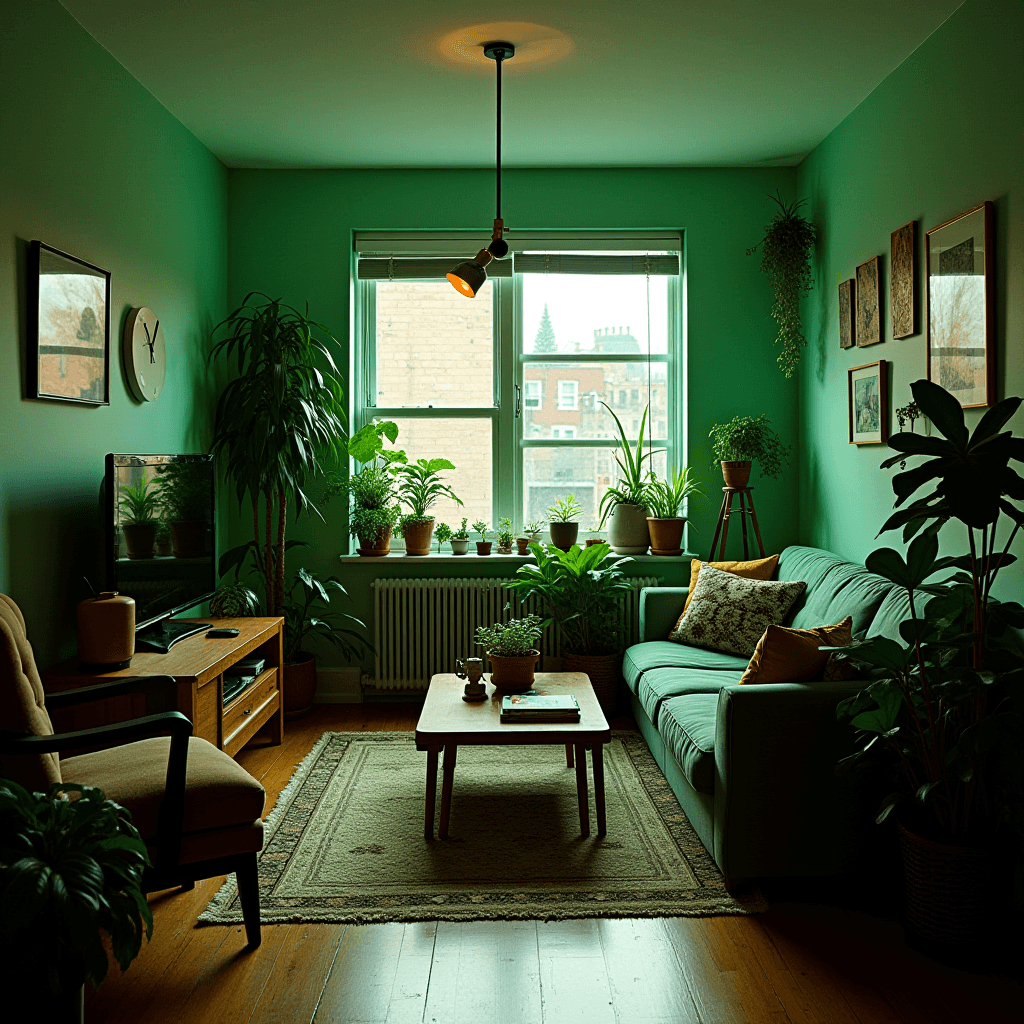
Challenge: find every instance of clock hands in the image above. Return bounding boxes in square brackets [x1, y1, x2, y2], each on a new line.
[141, 319, 160, 364]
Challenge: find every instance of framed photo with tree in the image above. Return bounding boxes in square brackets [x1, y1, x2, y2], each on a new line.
[848, 360, 888, 445]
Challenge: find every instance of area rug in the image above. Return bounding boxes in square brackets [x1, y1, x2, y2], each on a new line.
[199, 731, 764, 925]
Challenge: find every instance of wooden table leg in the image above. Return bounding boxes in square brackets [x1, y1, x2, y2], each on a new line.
[438, 744, 458, 839]
[424, 747, 439, 839]
[592, 743, 606, 837]
[574, 743, 589, 837]
[565, 743, 574, 768]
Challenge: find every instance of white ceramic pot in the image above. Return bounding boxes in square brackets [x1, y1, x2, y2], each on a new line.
[607, 503, 650, 554]
[450, 538, 470, 555]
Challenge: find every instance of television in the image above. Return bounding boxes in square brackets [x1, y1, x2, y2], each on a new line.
[105, 453, 216, 651]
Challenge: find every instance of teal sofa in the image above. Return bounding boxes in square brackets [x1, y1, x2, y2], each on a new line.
[624, 545, 915, 886]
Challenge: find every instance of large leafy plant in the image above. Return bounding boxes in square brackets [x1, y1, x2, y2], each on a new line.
[836, 380, 1024, 841]
[0, 782, 152, 1001]
[506, 542, 634, 656]
[598, 402, 662, 523]
[283, 567, 370, 665]
[395, 458, 462, 524]
[154, 461, 211, 523]
[708, 414, 790, 479]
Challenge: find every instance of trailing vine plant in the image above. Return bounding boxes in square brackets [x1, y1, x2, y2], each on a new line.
[747, 192, 818, 378]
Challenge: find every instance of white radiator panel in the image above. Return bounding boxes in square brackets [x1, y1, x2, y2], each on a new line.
[364, 576, 659, 692]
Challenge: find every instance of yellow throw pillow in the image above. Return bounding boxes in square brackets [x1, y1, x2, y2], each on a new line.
[673, 554, 780, 629]
[739, 617, 853, 685]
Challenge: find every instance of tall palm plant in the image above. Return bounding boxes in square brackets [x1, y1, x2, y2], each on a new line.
[210, 292, 346, 616]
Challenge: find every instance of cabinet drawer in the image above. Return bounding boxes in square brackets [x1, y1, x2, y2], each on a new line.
[223, 668, 278, 745]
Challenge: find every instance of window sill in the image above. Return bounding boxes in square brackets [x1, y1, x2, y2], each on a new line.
[338, 551, 698, 564]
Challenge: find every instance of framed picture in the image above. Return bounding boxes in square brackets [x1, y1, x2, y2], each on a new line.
[848, 360, 888, 445]
[891, 220, 918, 339]
[926, 201, 994, 408]
[28, 240, 110, 405]
[839, 278, 855, 349]
[855, 256, 882, 347]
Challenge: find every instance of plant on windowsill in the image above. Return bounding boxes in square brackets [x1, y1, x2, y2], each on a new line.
[496, 517, 514, 555]
[117, 478, 162, 560]
[506, 542, 634, 711]
[396, 458, 463, 556]
[547, 494, 584, 551]
[647, 467, 705, 556]
[708, 413, 790, 488]
[154, 459, 213, 559]
[597, 402, 663, 555]
[435, 522, 453, 553]
[451, 518, 470, 556]
[472, 519, 491, 556]
[525, 519, 544, 543]
[475, 614, 545, 692]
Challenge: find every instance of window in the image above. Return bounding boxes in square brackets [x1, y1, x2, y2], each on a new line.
[354, 233, 681, 542]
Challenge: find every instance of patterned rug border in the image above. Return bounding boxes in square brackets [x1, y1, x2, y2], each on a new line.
[199, 731, 766, 926]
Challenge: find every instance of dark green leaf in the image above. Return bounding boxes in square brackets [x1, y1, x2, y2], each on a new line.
[910, 379, 969, 448]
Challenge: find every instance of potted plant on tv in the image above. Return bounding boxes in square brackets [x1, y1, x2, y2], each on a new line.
[708, 413, 790, 488]
[506, 542, 634, 711]
[475, 614, 545, 692]
[451, 518, 470, 555]
[496, 517, 515, 555]
[834, 379, 1023, 957]
[0, 781, 153, 1023]
[117, 478, 161, 559]
[548, 495, 584, 551]
[472, 519, 491, 556]
[435, 522, 453, 553]
[155, 459, 212, 558]
[647, 467, 705, 556]
[395, 458, 463, 556]
[598, 402, 662, 554]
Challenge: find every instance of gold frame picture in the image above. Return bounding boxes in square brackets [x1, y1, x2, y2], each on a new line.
[848, 360, 888, 445]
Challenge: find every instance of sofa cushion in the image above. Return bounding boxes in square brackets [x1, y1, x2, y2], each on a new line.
[674, 554, 780, 624]
[638, 666, 743, 726]
[740, 617, 853, 684]
[623, 641, 750, 694]
[658, 694, 719, 795]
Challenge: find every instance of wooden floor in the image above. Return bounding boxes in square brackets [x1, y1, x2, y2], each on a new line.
[86, 705, 1021, 1024]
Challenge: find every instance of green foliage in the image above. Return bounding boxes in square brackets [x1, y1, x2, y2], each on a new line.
[475, 614, 545, 657]
[708, 414, 791, 479]
[548, 494, 584, 523]
[598, 403, 663, 524]
[647, 467, 706, 519]
[209, 581, 261, 617]
[506, 542, 634, 656]
[327, 462, 401, 541]
[746, 192, 817, 377]
[525, 520, 544, 536]
[283, 567, 370, 665]
[472, 519, 489, 541]
[835, 379, 1024, 840]
[497, 517, 514, 548]
[435, 522, 453, 551]
[395, 458, 462, 520]
[117, 478, 161, 525]
[0, 781, 152, 999]
[344, 420, 406, 467]
[154, 461, 211, 523]
[452, 518, 470, 540]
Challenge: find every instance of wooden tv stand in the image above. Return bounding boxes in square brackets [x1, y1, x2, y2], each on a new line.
[43, 617, 284, 759]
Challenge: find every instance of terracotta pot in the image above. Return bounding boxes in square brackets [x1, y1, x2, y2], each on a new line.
[516, 537, 531, 555]
[284, 651, 317, 719]
[561, 651, 622, 714]
[450, 538, 470, 555]
[77, 592, 135, 670]
[549, 521, 579, 551]
[488, 650, 539, 692]
[402, 518, 435, 556]
[721, 460, 752, 488]
[607, 502, 650, 554]
[357, 524, 392, 557]
[171, 520, 208, 558]
[121, 522, 157, 560]
[476, 541, 493, 556]
[648, 517, 686, 556]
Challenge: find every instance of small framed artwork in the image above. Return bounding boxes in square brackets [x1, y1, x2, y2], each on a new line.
[839, 278, 855, 348]
[926, 201, 994, 408]
[28, 241, 110, 405]
[848, 360, 888, 445]
[891, 220, 918, 339]
[855, 256, 882, 347]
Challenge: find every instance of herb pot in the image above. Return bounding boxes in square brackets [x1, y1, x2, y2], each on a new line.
[171, 520, 208, 558]
[561, 651, 621, 713]
[357, 524, 392, 557]
[487, 650, 539, 692]
[284, 650, 317, 719]
[497, 541, 513, 555]
[121, 522, 157, 560]
[516, 537, 531, 555]
[450, 538, 470, 555]
[549, 521, 578, 551]
[77, 592, 135, 671]
[648, 517, 686, 556]
[476, 541, 493, 556]
[402, 518, 435, 556]
[607, 503, 650, 554]
[721, 460, 751, 488]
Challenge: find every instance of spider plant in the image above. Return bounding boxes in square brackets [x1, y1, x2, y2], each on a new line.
[117, 478, 162, 525]
[548, 495, 584, 523]
[395, 458, 463, 524]
[598, 402, 663, 525]
[647, 467, 706, 520]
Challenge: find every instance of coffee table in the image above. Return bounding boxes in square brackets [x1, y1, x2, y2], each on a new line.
[415, 672, 611, 840]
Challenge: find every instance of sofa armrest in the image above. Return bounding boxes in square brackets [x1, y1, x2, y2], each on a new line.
[638, 587, 689, 642]
[713, 680, 864, 881]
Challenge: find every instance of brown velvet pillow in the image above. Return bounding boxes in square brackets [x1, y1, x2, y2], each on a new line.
[739, 617, 853, 685]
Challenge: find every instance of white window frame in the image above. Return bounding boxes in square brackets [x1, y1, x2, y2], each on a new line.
[523, 380, 542, 409]
[557, 380, 579, 411]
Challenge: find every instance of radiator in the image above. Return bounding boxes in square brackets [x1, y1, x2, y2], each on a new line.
[364, 576, 659, 692]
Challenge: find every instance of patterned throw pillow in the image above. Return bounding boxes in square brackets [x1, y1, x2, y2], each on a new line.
[670, 565, 807, 657]
[678, 554, 780, 620]
[739, 617, 853, 684]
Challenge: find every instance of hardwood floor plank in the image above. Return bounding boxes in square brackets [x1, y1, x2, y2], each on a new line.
[538, 920, 615, 1023]
[315, 923, 406, 1023]
[383, 922, 436, 1024]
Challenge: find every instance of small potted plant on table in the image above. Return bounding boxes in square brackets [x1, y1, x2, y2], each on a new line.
[647, 467, 705, 556]
[708, 413, 790, 488]
[496, 517, 515, 555]
[117, 478, 162, 559]
[396, 458, 463, 556]
[475, 614, 545, 692]
[598, 402, 661, 554]
[548, 495, 583, 551]
[450, 518, 470, 555]
[472, 519, 492, 556]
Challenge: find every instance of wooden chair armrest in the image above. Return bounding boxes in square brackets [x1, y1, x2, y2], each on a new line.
[46, 674, 179, 715]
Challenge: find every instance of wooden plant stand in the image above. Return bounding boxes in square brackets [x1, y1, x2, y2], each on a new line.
[708, 487, 766, 561]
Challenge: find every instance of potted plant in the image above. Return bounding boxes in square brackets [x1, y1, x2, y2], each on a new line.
[475, 614, 545, 692]
[506, 542, 634, 711]
[708, 413, 790, 488]
[117, 478, 161, 559]
[0, 780, 152, 1022]
[548, 495, 584, 551]
[598, 402, 662, 554]
[647, 467, 705, 556]
[435, 522, 453, 553]
[746, 192, 817, 377]
[496, 517, 514, 555]
[451, 518, 470, 556]
[472, 519, 491, 556]
[395, 458, 462, 556]
[835, 379, 1023, 956]
[154, 518, 172, 557]
[516, 534, 531, 556]
[209, 581, 261, 618]
[525, 519, 544, 544]
[155, 459, 212, 558]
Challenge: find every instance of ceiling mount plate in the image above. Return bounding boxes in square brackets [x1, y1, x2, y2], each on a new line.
[483, 42, 515, 62]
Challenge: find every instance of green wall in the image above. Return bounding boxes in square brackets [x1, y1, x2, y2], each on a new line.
[796, 0, 1023, 600]
[227, 166, 801, 667]
[1, 0, 228, 666]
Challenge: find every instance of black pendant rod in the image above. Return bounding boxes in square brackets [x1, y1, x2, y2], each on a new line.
[495, 49, 502, 221]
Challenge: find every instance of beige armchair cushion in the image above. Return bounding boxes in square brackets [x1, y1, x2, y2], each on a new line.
[0, 595, 61, 791]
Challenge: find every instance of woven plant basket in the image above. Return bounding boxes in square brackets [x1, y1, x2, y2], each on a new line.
[561, 652, 622, 715]
[897, 822, 989, 947]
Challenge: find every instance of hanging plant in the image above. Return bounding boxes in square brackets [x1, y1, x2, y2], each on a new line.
[747, 192, 817, 378]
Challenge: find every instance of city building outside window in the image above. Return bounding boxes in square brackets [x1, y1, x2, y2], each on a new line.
[524, 380, 542, 409]
[557, 380, 579, 411]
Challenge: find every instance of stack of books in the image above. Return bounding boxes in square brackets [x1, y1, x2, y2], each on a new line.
[500, 693, 580, 723]
[222, 656, 266, 706]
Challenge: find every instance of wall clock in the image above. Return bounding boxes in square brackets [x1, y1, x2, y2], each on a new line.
[123, 306, 166, 402]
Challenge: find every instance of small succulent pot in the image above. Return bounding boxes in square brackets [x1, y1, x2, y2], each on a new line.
[549, 521, 579, 551]
[476, 541, 493, 556]
[357, 525, 392, 557]
[402, 518, 435, 556]
[450, 538, 470, 555]
[487, 650, 539, 692]
[721, 460, 752, 488]
[648, 517, 686, 556]
[516, 537, 531, 555]
[121, 523, 157, 560]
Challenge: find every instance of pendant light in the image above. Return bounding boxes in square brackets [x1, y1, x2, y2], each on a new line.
[447, 42, 514, 297]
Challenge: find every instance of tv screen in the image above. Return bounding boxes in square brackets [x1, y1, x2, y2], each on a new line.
[105, 453, 216, 632]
